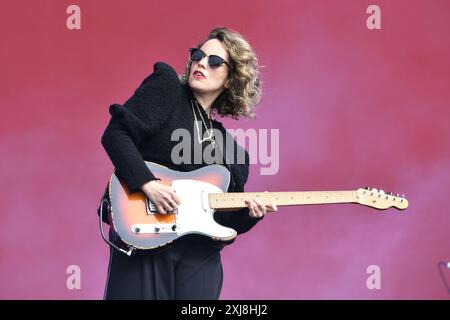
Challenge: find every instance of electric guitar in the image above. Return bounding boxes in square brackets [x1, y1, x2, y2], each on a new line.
[103, 161, 408, 253]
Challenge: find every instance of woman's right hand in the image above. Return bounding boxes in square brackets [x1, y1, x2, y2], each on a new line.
[141, 180, 181, 214]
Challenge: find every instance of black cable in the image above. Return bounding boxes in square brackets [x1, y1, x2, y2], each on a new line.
[99, 198, 134, 256]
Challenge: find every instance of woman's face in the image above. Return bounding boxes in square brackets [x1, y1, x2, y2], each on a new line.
[188, 39, 230, 97]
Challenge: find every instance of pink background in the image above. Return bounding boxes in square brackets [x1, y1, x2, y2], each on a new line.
[1, 0, 449, 299]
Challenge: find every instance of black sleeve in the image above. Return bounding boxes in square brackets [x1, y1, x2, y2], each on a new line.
[101, 62, 180, 193]
[215, 147, 264, 235]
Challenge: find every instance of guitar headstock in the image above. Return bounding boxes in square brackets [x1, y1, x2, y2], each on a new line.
[356, 187, 409, 210]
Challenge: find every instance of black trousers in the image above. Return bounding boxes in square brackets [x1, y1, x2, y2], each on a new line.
[103, 237, 224, 300]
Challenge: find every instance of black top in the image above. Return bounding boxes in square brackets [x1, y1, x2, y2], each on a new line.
[100, 61, 262, 241]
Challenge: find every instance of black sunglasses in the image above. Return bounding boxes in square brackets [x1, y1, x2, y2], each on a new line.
[189, 48, 231, 69]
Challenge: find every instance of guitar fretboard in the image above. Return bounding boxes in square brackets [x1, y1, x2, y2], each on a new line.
[208, 191, 356, 210]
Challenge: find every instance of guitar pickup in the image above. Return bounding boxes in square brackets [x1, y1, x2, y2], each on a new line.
[146, 198, 158, 215]
[146, 198, 179, 215]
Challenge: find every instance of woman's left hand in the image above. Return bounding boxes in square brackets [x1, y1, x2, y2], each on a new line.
[245, 197, 278, 218]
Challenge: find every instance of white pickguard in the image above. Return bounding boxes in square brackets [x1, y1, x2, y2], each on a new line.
[131, 179, 237, 241]
[173, 179, 237, 239]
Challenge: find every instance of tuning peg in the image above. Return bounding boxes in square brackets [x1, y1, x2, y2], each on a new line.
[379, 189, 385, 194]
[402, 194, 405, 198]
[396, 193, 400, 197]
[388, 192, 393, 195]
[366, 187, 371, 190]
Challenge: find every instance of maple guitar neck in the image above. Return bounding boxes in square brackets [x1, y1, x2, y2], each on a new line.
[209, 188, 409, 211]
[209, 191, 356, 209]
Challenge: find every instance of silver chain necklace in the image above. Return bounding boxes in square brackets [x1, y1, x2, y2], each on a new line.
[191, 99, 216, 148]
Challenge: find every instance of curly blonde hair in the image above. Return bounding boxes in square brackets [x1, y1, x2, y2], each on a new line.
[179, 27, 261, 119]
